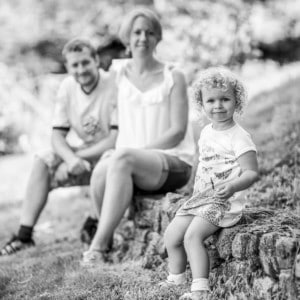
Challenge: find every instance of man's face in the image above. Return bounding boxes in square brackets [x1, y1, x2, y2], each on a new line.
[65, 48, 99, 89]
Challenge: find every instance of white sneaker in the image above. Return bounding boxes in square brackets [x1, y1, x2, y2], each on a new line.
[158, 278, 183, 288]
[179, 291, 209, 300]
[158, 273, 186, 288]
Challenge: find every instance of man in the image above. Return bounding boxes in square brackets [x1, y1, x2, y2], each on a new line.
[0, 38, 118, 255]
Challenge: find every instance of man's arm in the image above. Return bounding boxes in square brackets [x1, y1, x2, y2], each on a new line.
[75, 128, 118, 162]
[51, 129, 90, 175]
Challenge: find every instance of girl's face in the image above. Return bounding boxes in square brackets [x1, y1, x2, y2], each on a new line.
[202, 86, 236, 130]
[129, 16, 158, 56]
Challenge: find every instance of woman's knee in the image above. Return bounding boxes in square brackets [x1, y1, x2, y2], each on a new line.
[109, 149, 135, 173]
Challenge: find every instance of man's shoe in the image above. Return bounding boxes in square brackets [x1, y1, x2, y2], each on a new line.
[0, 235, 35, 256]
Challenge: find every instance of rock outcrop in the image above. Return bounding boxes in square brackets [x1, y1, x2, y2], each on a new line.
[111, 193, 300, 300]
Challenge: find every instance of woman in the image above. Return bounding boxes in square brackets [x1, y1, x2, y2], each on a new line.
[82, 7, 195, 265]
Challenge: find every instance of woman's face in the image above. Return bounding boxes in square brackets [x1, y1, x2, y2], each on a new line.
[129, 16, 158, 56]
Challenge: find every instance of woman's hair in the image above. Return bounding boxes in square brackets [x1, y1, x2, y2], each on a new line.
[118, 7, 162, 46]
[62, 38, 97, 61]
[192, 67, 247, 114]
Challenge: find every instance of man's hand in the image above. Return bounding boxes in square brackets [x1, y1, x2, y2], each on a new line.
[54, 162, 69, 182]
[215, 183, 235, 200]
[66, 156, 91, 175]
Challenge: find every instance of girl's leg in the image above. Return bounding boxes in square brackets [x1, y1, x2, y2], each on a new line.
[184, 217, 219, 279]
[89, 148, 166, 252]
[164, 215, 193, 275]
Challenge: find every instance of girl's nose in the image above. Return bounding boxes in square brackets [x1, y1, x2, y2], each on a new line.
[214, 100, 222, 108]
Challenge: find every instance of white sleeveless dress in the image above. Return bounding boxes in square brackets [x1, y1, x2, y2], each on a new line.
[111, 59, 195, 166]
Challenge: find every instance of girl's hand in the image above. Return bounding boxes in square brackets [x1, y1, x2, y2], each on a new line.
[215, 183, 235, 200]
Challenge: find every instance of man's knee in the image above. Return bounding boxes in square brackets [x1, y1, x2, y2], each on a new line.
[32, 157, 50, 176]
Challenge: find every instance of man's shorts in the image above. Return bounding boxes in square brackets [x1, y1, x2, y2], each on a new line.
[36, 150, 92, 190]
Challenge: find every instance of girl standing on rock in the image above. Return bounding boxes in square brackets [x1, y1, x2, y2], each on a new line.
[161, 67, 259, 300]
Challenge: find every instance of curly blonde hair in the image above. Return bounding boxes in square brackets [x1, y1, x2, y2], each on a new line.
[192, 67, 247, 114]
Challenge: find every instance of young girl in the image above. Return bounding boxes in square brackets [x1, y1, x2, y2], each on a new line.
[161, 67, 259, 300]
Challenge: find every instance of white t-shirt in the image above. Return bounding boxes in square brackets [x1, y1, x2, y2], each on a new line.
[111, 59, 195, 165]
[52, 69, 117, 148]
[194, 123, 257, 194]
[177, 123, 257, 227]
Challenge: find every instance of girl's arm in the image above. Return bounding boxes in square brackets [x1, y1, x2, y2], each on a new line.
[143, 69, 189, 149]
[216, 150, 259, 199]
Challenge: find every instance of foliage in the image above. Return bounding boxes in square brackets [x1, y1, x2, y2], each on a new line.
[242, 78, 300, 212]
[1, 0, 300, 154]
[1, 0, 300, 72]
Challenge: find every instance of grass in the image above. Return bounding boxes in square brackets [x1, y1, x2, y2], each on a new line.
[0, 244, 184, 299]
[1, 76, 300, 299]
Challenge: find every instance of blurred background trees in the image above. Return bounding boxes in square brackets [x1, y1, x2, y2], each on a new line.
[0, 0, 300, 154]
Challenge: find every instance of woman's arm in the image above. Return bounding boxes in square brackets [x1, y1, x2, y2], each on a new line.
[144, 69, 189, 149]
[216, 150, 259, 199]
[75, 129, 118, 162]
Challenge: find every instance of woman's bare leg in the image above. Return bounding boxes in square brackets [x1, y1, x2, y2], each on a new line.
[89, 158, 111, 217]
[89, 149, 165, 252]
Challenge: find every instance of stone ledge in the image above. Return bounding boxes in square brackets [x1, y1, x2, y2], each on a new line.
[111, 193, 300, 300]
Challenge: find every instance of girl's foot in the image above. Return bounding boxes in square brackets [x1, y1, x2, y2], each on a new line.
[179, 290, 209, 300]
[158, 272, 186, 288]
[158, 278, 185, 288]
